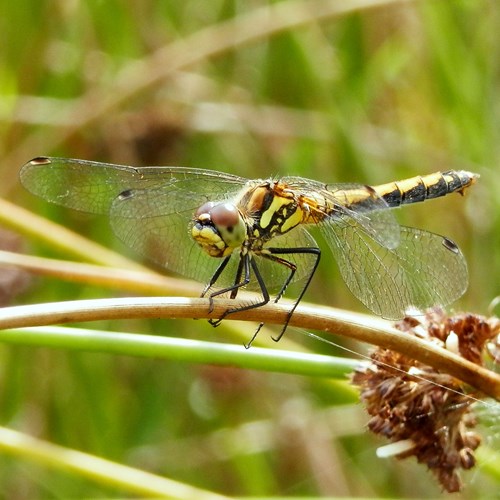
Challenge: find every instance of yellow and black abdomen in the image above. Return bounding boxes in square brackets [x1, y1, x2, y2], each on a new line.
[373, 170, 478, 208]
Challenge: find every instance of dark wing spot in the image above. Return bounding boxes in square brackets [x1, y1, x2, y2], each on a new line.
[29, 157, 51, 165]
[118, 189, 134, 201]
[442, 237, 459, 254]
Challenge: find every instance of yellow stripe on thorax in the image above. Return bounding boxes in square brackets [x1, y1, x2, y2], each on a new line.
[259, 194, 293, 229]
[280, 204, 305, 232]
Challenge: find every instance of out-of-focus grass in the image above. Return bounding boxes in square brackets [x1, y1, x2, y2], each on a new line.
[1, 0, 499, 497]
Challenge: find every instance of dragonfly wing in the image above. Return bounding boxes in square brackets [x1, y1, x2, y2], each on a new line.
[20, 157, 247, 214]
[21, 156, 254, 285]
[335, 202, 400, 249]
[110, 190, 220, 281]
[111, 185, 320, 289]
[109, 185, 235, 284]
[321, 220, 468, 319]
[282, 177, 401, 250]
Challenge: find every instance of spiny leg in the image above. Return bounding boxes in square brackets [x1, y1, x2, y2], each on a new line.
[246, 252, 298, 347]
[201, 247, 320, 347]
[204, 254, 271, 329]
[245, 246, 320, 347]
[208, 254, 247, 327]
[212, 257, 274, 336]
[229, 257, 245, 300]
[266, 246, 321, 343]
[201, 255, 232, 314]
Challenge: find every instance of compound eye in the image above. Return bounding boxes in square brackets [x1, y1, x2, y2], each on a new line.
[210, 203, 241, 229]
[195, 201, 216, 217]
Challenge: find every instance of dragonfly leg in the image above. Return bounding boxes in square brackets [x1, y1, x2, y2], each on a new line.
[201, 246, 320, 347]
[213, 257, 272, 326]
[244, 246, 320, 347]
[245, 252, 298, 347]
[208, 255, 246, 326]
[201, 256, 232, 314]
[264, 246, 321, 343]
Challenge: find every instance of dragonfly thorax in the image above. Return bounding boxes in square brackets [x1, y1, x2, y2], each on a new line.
[191, 201, 247, 258]
[242, 182, 308, 242]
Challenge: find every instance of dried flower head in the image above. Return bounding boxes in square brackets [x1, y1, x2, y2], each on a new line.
[352, 308, 500, 493]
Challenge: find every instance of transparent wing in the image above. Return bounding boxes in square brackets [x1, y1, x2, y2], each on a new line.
[320, 218, 468, 319]
[20, 157, 248, 214]
[110, 185, 319, 290]
[20, 157, 320, 292]
[282, 177, 401, 249]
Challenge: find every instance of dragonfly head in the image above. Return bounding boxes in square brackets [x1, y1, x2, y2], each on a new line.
[191, 202, 247, 258]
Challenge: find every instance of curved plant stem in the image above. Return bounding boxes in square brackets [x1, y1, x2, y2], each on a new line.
[0, 296, 498, 400]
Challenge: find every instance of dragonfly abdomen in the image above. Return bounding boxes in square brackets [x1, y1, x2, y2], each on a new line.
[374, 170, 478, 208]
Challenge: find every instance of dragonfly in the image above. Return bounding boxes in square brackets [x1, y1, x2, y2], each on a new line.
[20, 157, 478, 345]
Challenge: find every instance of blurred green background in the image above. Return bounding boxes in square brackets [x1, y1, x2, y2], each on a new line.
[1, 0, 499, 497]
